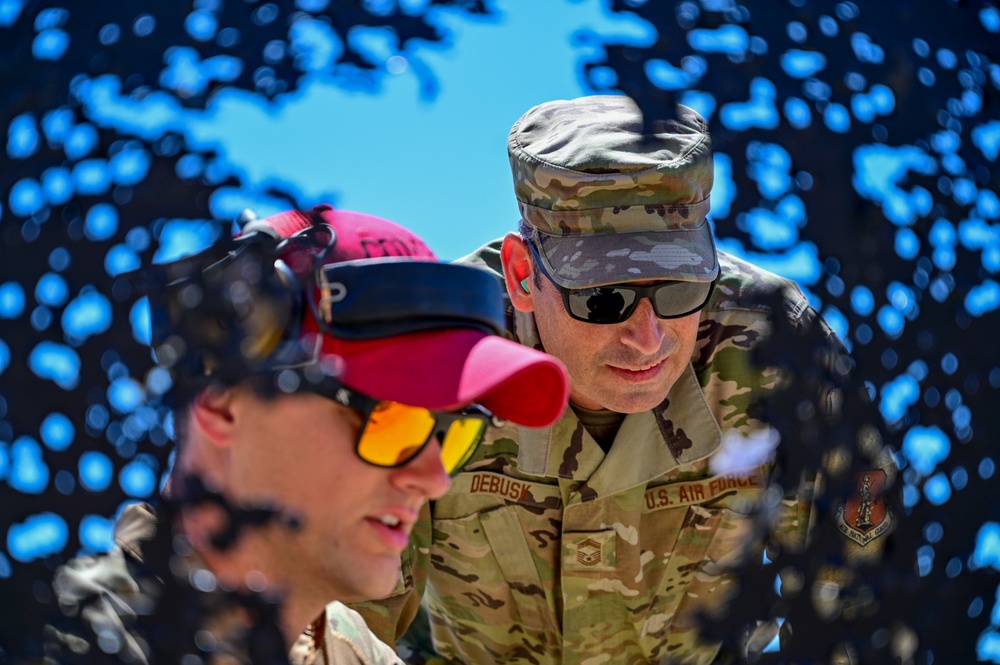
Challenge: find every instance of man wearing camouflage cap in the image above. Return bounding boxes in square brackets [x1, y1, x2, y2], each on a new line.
[357, 96, 893, 664]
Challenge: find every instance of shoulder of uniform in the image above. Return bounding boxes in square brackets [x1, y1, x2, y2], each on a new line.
[452, 237, 505, 278]
[323, 602, 405, 664]
[707, 250, 812, 318]
[454, 236, 527, 343]
[701, 252, 847, 370]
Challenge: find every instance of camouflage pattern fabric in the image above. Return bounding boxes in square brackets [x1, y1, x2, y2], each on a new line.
[354, 239, 891, 664]
[46, 503, 403, 665]
[524, 220, 719, 290]
[509, 97, 717, 288]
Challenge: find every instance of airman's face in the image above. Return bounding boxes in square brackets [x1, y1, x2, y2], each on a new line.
[529, 276, 701, 413]
[501, 234, 700, 413]
[225, 389, 450, 602]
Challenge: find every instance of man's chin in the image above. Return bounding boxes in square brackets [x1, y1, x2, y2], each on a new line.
[591, 387, 670, 414]
[335, 577, 397, 604]
[363, 564, 404, 599]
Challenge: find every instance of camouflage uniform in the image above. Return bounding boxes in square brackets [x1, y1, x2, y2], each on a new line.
[354, 244, 825, 665]
[48, 503, 403, 665]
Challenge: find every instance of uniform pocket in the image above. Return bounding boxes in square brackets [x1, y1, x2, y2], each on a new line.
[637, 469, 770, 659]
[428, 473, 562, 658]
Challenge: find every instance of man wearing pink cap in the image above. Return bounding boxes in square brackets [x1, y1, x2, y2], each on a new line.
[45, 205, 568, 664]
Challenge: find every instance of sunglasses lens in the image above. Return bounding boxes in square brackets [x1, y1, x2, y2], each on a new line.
[440, 418, 489, 474]
[356, 403, 489, 474]
[567, 287, 637, 323]
[652, 281, 714, 318]
[357, 402, 435, 467]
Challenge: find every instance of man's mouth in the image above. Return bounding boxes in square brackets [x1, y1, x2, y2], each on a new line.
[375, 514, 401, 528]
[367, 511, 414, 550]
[610, 356, 667, 373]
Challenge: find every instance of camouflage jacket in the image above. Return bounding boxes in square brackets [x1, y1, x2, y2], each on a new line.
[356, 242, 890, 665]
[47, 502, 403, 665]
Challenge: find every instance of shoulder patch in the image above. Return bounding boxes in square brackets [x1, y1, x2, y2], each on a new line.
[836, 469, 893, 546]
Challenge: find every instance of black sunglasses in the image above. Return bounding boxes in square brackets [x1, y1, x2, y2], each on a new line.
[526, 240, 717, 324]
[304, 373, 497, 475]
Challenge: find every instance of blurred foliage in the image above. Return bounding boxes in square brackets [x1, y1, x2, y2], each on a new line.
[588, 1, 999, 662]
[1, 0, 998, 663]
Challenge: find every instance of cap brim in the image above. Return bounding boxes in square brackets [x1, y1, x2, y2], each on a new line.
[324, 329, 569, 428]
[534, 222, 719, 289]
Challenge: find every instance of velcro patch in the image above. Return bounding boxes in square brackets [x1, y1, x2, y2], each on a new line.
[563, 531, 617, 572]
[467, 473, 533, 502]
[836, 469, 893, 546]
[643, 465, 768, 513]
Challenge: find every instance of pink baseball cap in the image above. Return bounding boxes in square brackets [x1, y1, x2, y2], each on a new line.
[246, 204, 569, 428]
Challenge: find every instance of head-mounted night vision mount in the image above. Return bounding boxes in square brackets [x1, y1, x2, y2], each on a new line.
[138, 211, 508, 387]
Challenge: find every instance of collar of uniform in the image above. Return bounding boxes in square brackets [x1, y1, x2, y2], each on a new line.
[590, 363, 722, 495]
[288, 610, 334, 665]
[113, 501, 159, 563]
[510, 296, 544, 350]
[515, 342, 722, 493]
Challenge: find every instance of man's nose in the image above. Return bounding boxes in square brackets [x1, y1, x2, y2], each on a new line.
[620, 298, 664, 355]
[389, 436, 452, 500]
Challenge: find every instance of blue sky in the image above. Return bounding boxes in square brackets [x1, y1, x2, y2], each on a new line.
[83, 0, 652, 260]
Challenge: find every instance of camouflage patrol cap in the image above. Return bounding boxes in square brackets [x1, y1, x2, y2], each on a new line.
[508, 95, 718, 288]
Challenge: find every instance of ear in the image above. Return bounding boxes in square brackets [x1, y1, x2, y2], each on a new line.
[500, 233, 535, 313]
[190, 385, 239, 449]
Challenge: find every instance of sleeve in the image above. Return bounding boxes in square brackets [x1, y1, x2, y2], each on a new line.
[452, 237, 505, 276]
[794, 299, 898, 562]
[780, 289, 899, 658]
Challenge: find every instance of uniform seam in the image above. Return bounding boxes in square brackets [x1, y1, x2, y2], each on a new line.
[328, 629, 376, 665]
[510, 121, 710, 180]
[511, 134, 709, 180]
[518, 196, 711, 215]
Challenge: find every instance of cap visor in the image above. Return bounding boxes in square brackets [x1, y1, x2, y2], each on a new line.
[535, 223, 718, 288]
[326, 329, 568, 428]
